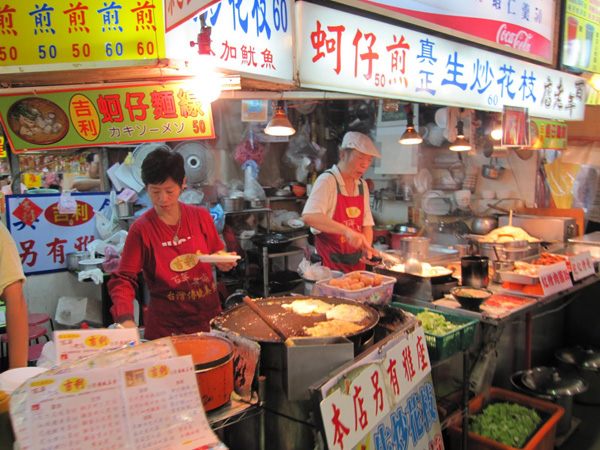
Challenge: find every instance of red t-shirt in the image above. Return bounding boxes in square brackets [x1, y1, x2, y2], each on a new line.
[108, 202, 224, 339]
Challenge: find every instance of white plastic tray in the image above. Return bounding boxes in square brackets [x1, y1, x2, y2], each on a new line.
[497, 270, 539, 285]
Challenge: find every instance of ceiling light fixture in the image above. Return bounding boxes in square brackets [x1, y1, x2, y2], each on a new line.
[189, 23, 222, 103]
[264, 100, 296, 136]
[449, 120, 471, 151]
[399, 103, 423, 145]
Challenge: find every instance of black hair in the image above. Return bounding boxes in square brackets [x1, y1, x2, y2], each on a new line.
[141, 148, 185, 187]
[85, 153, 97, 164]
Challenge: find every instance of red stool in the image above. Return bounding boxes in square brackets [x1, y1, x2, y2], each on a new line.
[1, 325, 50, 369]
[28, 313, 54, 332]
[27, 342, 46, 365]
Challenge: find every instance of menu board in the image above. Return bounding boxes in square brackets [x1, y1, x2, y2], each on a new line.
[563, 0, 600, 72]
[0, 82, 214, 152]
[0, 0, 165, 72]
[22, 356, 225, 450]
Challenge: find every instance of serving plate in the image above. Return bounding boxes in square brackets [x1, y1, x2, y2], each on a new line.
[197, 254, 241, 263]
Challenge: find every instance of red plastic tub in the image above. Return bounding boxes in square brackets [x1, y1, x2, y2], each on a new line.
[447, 387, 564, 450]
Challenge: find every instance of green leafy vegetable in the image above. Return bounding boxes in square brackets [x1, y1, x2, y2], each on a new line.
[470, 402, 542, 448]
[416, 311, 458, 335]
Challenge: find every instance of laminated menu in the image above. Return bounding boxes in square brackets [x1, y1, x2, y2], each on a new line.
[10, 339, 226, 450]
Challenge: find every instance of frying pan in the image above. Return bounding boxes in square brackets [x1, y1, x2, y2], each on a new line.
[210, 295, 379, 344]
[251, 233, 308, 253]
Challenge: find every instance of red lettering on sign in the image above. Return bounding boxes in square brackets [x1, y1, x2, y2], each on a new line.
[44, 201, 94, 227]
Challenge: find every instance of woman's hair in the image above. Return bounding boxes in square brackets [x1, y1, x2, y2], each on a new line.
[141, 148, 185, 186]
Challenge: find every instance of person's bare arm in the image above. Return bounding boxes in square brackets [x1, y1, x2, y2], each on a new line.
[3, 280, 28, 369]
[302, 212, 369, 249]
[71, 178, 101, 192]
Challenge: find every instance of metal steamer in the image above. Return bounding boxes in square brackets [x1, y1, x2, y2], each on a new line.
[211, 295, 380, 450]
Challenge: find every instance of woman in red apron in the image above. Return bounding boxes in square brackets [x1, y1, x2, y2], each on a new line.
[302, 132, 380, 273]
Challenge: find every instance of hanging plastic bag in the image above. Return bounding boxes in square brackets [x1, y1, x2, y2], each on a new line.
[57, 191, 77, 214]
[243, 160, 266, 200]
[234, 124, 268, 165]
[94, 191, 122, 240]
[298, 258, 332, 281]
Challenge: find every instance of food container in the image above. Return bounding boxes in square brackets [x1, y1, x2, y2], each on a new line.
[555, 346, 600, 405]
[390, 225, 418, 249]
[315, 271, 396, 304]
[395, 303, 478, 361]
[400, 236, 429, 260]
[450, 286, 493, 311]
[115, 201, 134, 218]
[170, 334, 234, 411]
[474, 240, 541, 262]
[249, 198, 268, 209]
[66, 251, 90, 271]
[568, 231, 600, 258]
[448, 387, 564, 450]
[221, 196, 245, 212]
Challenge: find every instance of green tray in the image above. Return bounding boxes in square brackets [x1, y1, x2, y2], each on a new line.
[391, 303, 479, 361]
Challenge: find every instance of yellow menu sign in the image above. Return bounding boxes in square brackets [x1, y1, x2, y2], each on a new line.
[0, 0, 165, 70]
[0, 82, 215, 152]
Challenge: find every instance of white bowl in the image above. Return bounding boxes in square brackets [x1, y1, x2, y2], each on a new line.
[0, 367, 48, 393]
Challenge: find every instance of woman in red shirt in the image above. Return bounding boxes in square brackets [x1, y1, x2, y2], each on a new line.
[108, 148, 237, 339]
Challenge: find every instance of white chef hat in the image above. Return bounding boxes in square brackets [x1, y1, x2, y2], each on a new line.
[340, 131, 380, 158]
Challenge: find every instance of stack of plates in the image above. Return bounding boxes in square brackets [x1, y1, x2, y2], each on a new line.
[422, 191, 451, 216]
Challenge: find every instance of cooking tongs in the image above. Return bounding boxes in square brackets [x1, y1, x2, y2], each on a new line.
[365, 245, 402, 269]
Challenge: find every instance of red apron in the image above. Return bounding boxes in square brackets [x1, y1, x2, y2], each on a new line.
[315, 171, 366, 273]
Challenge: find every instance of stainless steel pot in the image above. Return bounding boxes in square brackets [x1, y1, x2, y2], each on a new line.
[471, 216, 498, 235]
[400, 237, 429, 260]
[477, 240, 541, 262]
[249, 198, 267, 209]
[555, 346, 600, 405]
[221, 196, 245, 212]
[481, 158, 504, 179]
[66, 251, 90, 271]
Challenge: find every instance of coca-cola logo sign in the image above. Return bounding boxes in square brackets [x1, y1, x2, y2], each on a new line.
[497, 24, 533, 53]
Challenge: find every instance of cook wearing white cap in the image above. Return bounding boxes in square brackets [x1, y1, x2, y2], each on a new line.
[302, 132, 380, 273]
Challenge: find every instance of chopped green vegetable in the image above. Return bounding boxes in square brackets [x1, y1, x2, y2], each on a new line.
[416, 311, 458, 335]
[470, 402, 542, 448]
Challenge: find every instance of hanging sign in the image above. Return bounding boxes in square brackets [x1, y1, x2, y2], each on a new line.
[166, 0, 295, 84]
[295, 1, 587, 121]
[6, 193, 109, 275]
[562, 0, 600, 72]
[317, 326, 442, 450]
[165, 0, 221, 32]
[0, 0, 165, 72]
[529, 119, 568, 150]
[334, 0, 556, 64]
[0, 82, 215, 152]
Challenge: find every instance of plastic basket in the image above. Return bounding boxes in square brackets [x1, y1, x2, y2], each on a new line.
[447, 387, 564, 450]
[315, 271, 396, 305]
[391, 303, 478, 361]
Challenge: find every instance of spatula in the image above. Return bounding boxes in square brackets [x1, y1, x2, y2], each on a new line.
[366, 245, 402, 269]
[243, 296, 295, 346]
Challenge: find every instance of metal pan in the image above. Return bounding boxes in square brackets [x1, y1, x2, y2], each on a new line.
[210, 295, 379, 344]
[251, 233, 308, 253]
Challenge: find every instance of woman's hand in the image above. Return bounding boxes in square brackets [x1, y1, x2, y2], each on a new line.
[214, 251, 238, 272]
[344, 228, 369, 250]
[119, 319, 138, 329]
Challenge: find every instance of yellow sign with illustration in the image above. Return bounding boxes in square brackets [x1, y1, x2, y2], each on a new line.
[0, 82, 215, 152]
[0, 0, 165, 71]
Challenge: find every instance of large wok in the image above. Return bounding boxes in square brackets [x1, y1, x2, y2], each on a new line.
[211, 295, 378, 343]
[251, 232, 308, 253]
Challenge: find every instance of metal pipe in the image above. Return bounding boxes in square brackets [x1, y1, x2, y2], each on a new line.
[525, 312, 533, 370]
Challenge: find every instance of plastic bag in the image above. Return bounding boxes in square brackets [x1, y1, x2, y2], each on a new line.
[298, 258, 332, 281]
[234, 125, 268, 165]
[102, 246, 121, 273]
[95, 191, 122, 240]
[180, 189, 205, 205]
[87, 230, 128, 256]
[210, 204, 226, 233]
[243, 160, 266, 200]
[57, 191, 77, 214]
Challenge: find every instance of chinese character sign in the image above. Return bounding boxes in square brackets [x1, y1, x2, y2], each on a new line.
[0, 0, 165, 71]
[319, 326, 441, 450]
[337, 0, 555, 63]
[0, 82, 215, 152]
[296, 2, 586, 121]
[166, 0, 294, 82]
[6, 193, 109, 274]
[165, 0, 220, 32]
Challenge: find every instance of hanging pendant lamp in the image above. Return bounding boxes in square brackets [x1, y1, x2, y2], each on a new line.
[264, 101, 296, 136]
[399, 103, 423, 145]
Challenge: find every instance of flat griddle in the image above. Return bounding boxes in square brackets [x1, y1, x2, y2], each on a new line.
[211, 295, 379, 343]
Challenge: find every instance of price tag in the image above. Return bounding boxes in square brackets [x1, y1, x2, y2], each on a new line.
[537, 261, 573, 296]
[569, 251, 596, 281]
